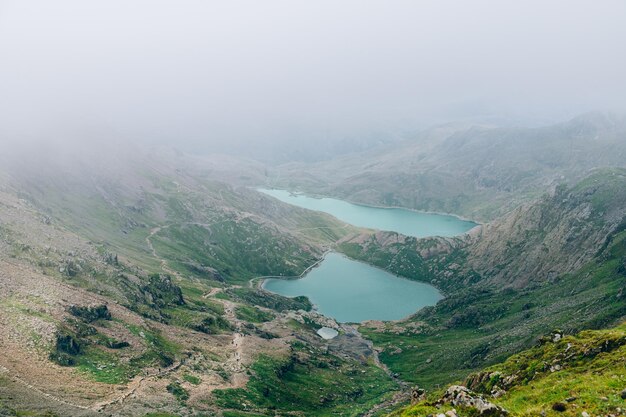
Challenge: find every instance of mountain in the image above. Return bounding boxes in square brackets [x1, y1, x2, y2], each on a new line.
[2, 115, 626, 416]
[0, 145, 399, 416]
[269, 113, 626, 221]
[346, 169, 626, 389]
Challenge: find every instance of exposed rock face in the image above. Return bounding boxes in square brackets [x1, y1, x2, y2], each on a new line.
[440, 385, 507, 416]
[465, 170, 626, 288]
[410, 386, 426, 404]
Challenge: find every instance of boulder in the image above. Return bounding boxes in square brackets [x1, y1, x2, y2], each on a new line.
[440, 385, 507, 416]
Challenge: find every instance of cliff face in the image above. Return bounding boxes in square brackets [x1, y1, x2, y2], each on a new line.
[466, 168, 626, 288]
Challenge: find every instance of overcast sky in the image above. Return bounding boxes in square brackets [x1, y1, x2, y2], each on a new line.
[1, 0, 625, 154]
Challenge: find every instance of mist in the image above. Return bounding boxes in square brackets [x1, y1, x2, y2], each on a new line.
[1, 0, 625, 159]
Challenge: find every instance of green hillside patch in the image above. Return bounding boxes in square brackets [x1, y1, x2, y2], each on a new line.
[150, 221, 319, 284]
[227, 287, 312, 312]
[50, 323, 183, 384]
[394, 323, 626, 417]
[76, 346, 130, 384]
[235, 305, 275, 323]
[213, 344, 397, 416]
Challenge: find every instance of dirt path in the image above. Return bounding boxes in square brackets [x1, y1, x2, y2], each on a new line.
[146, 225, 174, 275]
[213, 298, 247, 388]
[146, 225, 250, 393]
[91, 360, 183, 412]
[0, 364, 91, 412]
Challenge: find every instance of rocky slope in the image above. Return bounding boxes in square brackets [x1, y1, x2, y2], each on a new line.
[466, 168, 626, 288]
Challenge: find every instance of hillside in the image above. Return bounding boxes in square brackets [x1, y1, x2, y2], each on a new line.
[392, 322, 626, 417]
[0, 145, 399, 416]
[269, 113, 626, 221]
[344, 170, 626, 388]
[1, 141, 626, 416]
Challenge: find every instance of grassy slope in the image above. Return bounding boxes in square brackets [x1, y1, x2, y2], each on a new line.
[213, 342, 397, 416]
[393, 322, 626, 417]
[361, 231, 626, 389]
[150, 220, 319, 285]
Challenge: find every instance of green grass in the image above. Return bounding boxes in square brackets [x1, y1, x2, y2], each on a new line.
[361, 229, 626, 389]
[166, 381, 189, 403]
[235, 305, 275, 323]
[151, 220, 320, 284]
[338, 238, 430, 283]
[183, 373, 201, 385]
[222, 412, 270, 417]
[126, 324, 181, 356]
[213, 342, 398, 416]
[227, 287, 312, 312]
[394, 322, 626, 417]
[161, 305, 232, 334]
[67, 323, 181, 384]
[57, 323, 181, 384]
[76, 346, 129, 384]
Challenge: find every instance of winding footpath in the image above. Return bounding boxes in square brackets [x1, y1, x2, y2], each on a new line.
[0, 364, 91, 411]
[146, 225, 250, 391]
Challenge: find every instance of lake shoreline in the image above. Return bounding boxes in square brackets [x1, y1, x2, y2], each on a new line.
[255, 249, 331, 290]
[262, 252, 443, 323]
[256, 186, 481, 227]
[254, 187, 472, 322]
[256, 187, 479, 238]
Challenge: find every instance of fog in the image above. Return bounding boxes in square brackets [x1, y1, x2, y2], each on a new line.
[1, 0, 625, 159]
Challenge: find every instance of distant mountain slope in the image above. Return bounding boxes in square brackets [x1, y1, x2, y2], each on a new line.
[270, 112, 626, 221]
[0, 143, 352, 282]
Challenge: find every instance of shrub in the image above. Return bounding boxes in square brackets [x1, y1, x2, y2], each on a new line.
[68, 305, 111, 323]
[166, 381, 189, 402]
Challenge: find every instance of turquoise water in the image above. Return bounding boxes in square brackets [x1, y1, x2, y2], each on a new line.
[263, 253, 443, 323]
[258, 188, 476, 238]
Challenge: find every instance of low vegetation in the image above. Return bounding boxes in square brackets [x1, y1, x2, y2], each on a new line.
[393, 322, 626, 417]
[226, 287, 312, 312]
[235, 305, 275, 323]
[213, 341, 397, 416]
[68, 304, 111, 323]
[49, 319, 180, 384]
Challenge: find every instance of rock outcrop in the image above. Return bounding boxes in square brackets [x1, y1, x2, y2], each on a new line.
[439, 385, 507, 416]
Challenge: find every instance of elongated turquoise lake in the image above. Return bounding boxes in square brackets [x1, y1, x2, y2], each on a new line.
[263, 253, 443, 323]
[257, 188, 477, 238]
